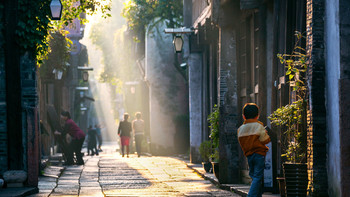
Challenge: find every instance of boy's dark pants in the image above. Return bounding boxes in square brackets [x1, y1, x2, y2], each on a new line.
[247, 153, 265, 197]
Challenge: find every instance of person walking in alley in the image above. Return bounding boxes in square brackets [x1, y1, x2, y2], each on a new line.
[96, 124, 103, 152]
[55, 111, 86, 165]
[87, 125, 98, 156]
[237, 103, 271, 197]
[118, 113, 132, 157]
[132, 112, 145, 157]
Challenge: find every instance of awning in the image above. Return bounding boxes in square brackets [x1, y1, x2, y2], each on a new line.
[193, 5, 212, 30]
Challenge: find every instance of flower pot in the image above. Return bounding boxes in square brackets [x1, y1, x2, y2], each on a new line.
[211, 162, 219, 180]
[277, 177, 286, 197]
[202, 162, 212, 173]
[283, 163, 308, 196]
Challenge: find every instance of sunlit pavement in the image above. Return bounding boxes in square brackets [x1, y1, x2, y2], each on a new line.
[29, 142, 239, 197]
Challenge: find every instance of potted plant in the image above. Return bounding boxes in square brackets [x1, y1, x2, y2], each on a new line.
[269, 32, 308, 196]
[210, 148, 219, 180]
[199, 140, 212, 172]
[208, 104, 220, 179]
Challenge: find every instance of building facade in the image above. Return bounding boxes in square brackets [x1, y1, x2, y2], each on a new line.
[144, 20, 189, 155]
[186, 0, 349, 195]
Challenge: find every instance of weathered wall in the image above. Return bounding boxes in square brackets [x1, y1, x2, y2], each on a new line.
[21, 54, 39, 185]
[218, 26, 240, 184]
[325, 0, 341, 196]
[306, 0, 329, 195]
[188, 53, 203, 163]
[145, 20, 188, 155]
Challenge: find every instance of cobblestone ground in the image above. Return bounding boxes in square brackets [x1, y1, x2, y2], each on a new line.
[32, 143, 239, 197]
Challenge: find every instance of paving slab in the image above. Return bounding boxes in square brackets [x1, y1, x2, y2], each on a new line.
[34, 142, 241, 196]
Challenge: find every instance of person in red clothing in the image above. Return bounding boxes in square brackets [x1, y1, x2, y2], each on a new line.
[237, 103, 270, 197]
[118, 113, 132, 157]
[55, 111, 86, 165]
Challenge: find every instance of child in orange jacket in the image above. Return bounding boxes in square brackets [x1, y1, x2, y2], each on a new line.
[238, 103, 271, 197]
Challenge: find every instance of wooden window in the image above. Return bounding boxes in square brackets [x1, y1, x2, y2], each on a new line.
[238, 11, 260, 106]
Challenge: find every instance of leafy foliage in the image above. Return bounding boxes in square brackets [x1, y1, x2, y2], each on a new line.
[122, 0, 183, 40]
[15, 0, 111, 66]
[89, 1, 139, 91]
[269, 100, 306, 163]
[208, 104, 220, 149]
[199, 140, 212, 162]
[40, 31, 72, 77]
[269, 32, 308, 163]
[277, 32, 307, 97]
[211, 148, 219, 162]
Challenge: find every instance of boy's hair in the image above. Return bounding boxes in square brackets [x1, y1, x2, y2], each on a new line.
[243, 103, 259, 119]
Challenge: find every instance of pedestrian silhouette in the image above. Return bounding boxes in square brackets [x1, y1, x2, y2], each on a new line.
[118, 113, 132, 157]
[55, 111, 86, 165]
[87, 125, 98, 156]
[96, 124, 103, 152]
[132, 112, 145, 157]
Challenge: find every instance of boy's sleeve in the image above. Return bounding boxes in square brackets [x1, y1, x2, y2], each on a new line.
[259, 126, 271, 144]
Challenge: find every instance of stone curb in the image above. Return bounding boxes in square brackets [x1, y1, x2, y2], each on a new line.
[175, 157, 249, 197]
[0, 187, 38, 197]
[186, 165, 248, 196]
[180, 158, 280, 197]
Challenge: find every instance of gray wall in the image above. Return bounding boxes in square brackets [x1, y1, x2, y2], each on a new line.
[188, 53, 203, 163]
[218, 26, 240, 184]
[325, 0, 341, 195]
[145, 19, 188, 154]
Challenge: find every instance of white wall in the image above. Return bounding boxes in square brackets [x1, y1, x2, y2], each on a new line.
[325, 0, 341, 195]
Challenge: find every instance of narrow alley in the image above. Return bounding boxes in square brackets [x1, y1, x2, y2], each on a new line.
[29, 143, 238, 197]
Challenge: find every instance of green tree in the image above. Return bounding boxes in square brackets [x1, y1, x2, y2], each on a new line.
[39, 31, 72, 78]
[89, 0, 139, 87]
[15, 0, 112, 66]
[122, 0, 183, 41]
[122, 0, 186, 80]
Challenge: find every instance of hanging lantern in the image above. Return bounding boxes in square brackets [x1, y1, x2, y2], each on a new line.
[173, 35, 184, 53]
[82, 71, 89, 82]
[50, 0, 63, 20]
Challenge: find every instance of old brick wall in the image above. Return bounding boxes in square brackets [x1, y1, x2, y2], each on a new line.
[306, 0, 329, 195]
[21, 53, 39, 186]
[218, 27, 240, 184]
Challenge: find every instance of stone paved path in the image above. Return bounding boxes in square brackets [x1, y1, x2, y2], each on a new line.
[30, 143, 239, 197]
